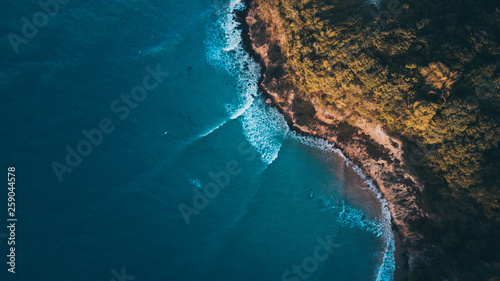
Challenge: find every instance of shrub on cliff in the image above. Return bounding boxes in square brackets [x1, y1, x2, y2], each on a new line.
[254, 0, 500, 278]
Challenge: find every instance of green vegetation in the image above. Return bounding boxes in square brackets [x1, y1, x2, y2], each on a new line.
[253, 0, 500, 279]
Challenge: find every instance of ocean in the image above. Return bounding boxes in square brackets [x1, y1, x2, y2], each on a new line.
[0, 0, 395, 280]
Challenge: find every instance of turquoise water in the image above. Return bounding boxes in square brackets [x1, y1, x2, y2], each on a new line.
[0, 0, 394, 280]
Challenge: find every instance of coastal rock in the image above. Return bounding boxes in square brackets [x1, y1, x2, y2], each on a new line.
[239, 0, 430, 277]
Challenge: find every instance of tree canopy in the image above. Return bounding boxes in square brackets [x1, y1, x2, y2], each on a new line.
[254, 0, 500, 279]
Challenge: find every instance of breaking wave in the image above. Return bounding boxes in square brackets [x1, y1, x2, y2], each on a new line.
[240, 98, 289, 164]
[289, 133, 396, 281]
[205, 0, 288, 165]
[205, 0, 395, 279]
[337, 202, 384, 237]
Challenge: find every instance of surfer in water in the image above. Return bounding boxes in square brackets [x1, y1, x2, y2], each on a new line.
[309, 188, 314, 199]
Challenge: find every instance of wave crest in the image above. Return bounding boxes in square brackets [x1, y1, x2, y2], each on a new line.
[205, 0, 288, 165]
[289, 133, 396, 281]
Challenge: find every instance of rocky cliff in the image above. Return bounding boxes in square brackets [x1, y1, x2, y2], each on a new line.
[238, 0, 434, 277]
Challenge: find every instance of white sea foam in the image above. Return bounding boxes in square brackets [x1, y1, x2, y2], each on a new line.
[360, 174, 395, 281]
[206, 1, 395, 278]
[289, 133, 395, 280]
[205, 0, 289, 165]
[288, 132, 335, 152]
[240, 98, 289, 164]
[340, 160, 395, 281]
[227, 96, 253, 120]
[199, 119, 229, 138]
[337, 202, 384, 237]
[205, 0, 260, 117]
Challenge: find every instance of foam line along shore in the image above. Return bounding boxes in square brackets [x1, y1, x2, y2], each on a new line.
[235, 0, 429, 279]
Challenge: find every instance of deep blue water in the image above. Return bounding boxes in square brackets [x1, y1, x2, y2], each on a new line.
[0, 0, 394, 280]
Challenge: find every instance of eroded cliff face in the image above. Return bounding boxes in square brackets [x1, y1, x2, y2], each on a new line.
[240, 0, 432, 274]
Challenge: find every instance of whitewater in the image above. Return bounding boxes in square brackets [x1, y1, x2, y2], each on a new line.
[204, 0, 396, 280]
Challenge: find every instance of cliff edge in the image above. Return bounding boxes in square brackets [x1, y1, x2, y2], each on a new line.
[238, 1, 434, 277]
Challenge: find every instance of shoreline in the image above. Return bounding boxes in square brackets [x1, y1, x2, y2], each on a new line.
[236, 1, 426, 279]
